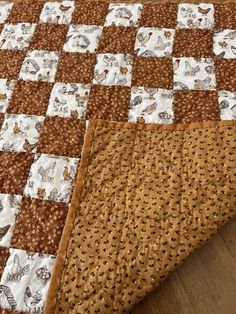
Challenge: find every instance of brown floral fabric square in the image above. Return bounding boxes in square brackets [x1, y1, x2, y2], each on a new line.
[98, 27, 137, 54]
[29, 24, 68, 52]
[0, 24, 4, 34]
[87, 85, 130, 121]
[0, 152, 33, 194]
[56, 52, 96, 84]
[215, 59, 236, 91]
[140, 3, 178, 28]
[0, 50, 25, 80]
[6, 2, 43, 23]
[7, 81, 52, 116]
[132, 57, 173, 89]
[10, 197, 68, 255]
[37, 117, 85, 158]
[215, 4, 236, 29]
[72, 1, 109, 25]
[173, 29, 213, 57]
[173, 91, 220, 123]
[0, 246, 10, 278]
[0, 113, 4, 129]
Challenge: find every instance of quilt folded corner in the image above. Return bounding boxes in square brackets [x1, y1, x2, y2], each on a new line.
[45, 119, 236, 314]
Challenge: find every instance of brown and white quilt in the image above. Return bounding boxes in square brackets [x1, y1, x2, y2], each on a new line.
[0, 0, 235, 313]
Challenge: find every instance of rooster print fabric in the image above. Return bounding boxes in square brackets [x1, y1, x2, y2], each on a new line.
[0, 1, 235, 313]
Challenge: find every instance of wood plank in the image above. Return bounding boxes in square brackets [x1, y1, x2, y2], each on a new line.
[220, 219, 236, 262]
[177, 233, 236, 314]
[132, 271, 196, 314]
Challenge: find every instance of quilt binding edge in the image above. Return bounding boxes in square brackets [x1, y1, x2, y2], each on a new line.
[44, 119, 236, 313]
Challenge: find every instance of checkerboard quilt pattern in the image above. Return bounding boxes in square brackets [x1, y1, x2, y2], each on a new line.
[0, 1, 235, 312]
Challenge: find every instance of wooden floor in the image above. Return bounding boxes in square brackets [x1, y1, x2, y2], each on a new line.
[132, 219, 236, 314]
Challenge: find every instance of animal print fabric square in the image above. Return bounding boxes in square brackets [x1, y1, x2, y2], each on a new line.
[19, 50, 59, 83]
[46, 82, 90, 119]
[0, 114, 44, 153]
[0, 79, 15, 113]
[0, 23, 36, 51]
[0, 248, 55, 312]
[24, 154, 78, 203]
[0, 1, 235, 313]
[0, 194, 22, 248]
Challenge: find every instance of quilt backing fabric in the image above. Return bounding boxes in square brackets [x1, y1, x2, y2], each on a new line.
[45, 119, 236, 313]
[0, 0, 235, 313]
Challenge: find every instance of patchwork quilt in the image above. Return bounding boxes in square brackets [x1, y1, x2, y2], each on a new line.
[0, 0, 235, 313]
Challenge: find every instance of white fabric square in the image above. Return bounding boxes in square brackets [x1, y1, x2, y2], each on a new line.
[39, 0, 75, 24]
[24, 154, 79, 203]
[0, 194, 22, 247]
[0, 248, 55, 313]
[46, 82, 90, 119]
[135, 27, 175, 57]
[213, 30, 236, 59]
[64, 24, 103, 53]
[177, 3, 214, 29]
[129, 87, 174, 124]
[104, 3, 143, 27]
[0, 2, 13, 23]
[93, 53, 132, 86]
[0, 79, 15, 113]
[218, 91, 236, 120]
[0, 23, 36, 50]
[0, 114, 44, 153]
[173, 57, 216, 90]
[19, 50, 59, 82]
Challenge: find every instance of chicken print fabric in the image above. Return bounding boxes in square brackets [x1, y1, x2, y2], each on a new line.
[19, 50, 59, 83]
[177, 3, 214, 29]
[24, 154, 78, 202]
[0, 1, 235, 313]
[0, 23, 36, 51]
[46, 82, 90, 119]
[173, 57, 216, 90]
[0, 79, 15, 113]
[64, 24, 103, 53]
[0, 248, 55, 313]
[39, 1, 75, 25]
[129, 87, 173, 123]
[0, 194, 22, 247]
[0, 114, 44, 152]
[93, 53, 133, 86]
[135, 27, 175, 57]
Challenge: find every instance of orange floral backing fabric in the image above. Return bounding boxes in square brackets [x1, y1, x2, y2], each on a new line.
[45, 120, 236, 313]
